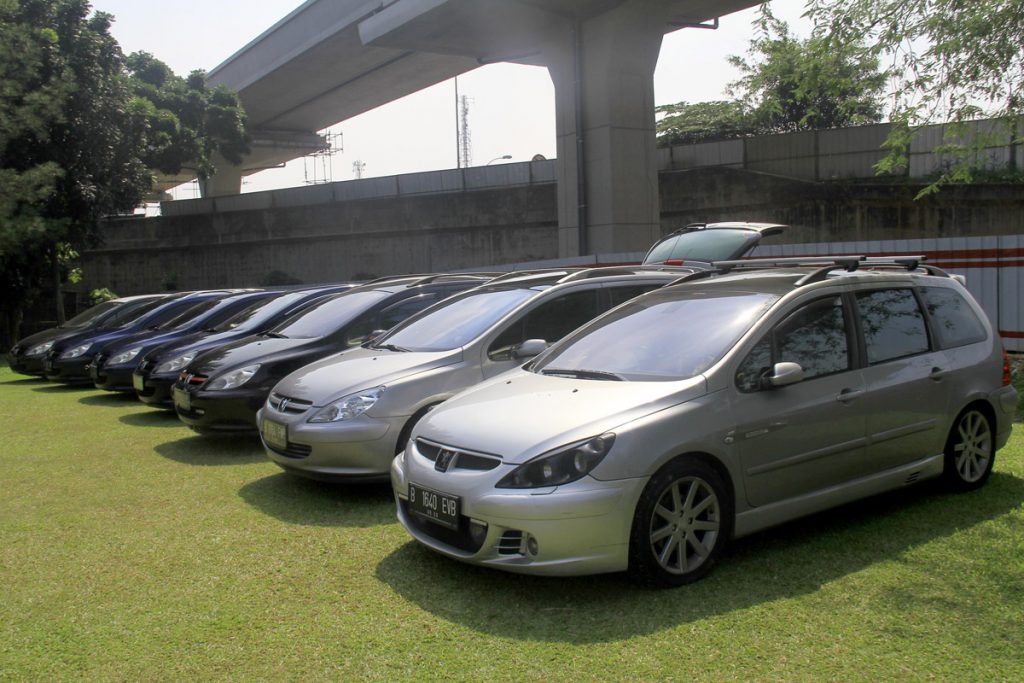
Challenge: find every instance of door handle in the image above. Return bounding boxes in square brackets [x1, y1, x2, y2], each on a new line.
[836, 388, 863, 403]
[929, 367, 946, 381]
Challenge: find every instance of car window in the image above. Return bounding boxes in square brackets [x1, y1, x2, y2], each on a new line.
[343, 294, 440, 348]
[272, 290, 389, 339]
[533, 290, 777, 381]
[856, 288, 930, 364]
[607, 283, 664, 308]
[488, 290, 599, 361]
[735, 295, 849, 392]
[920, 286, 987, 349]
[64, 300, 121, 327]
[644, 229, 761, 264]
[157, 300, 219, 330]
[379, 287, 537, 352]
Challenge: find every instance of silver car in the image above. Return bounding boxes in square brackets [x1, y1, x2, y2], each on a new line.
[392, 257, 1018, 586]
[258, 267, 691, 481]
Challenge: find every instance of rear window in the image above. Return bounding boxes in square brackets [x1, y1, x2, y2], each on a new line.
[920, 286, 987, 348]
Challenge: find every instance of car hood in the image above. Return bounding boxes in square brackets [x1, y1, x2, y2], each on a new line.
[416, 370, 707, 464]
[274, 346, 460, 404]
[145, 328, 249, 365]
[13, 325, 86, 351]
[188, 335, 319, 376]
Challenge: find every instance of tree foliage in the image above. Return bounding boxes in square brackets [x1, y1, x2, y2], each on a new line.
[656, 8, 886, 145]
[0, 0, 248, 343]
[806, 0, 1024, 191]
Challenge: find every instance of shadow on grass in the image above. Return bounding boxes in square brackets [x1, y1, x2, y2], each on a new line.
[1, 376, 47, 386]
[78, 391, 138, 407]
[238, 472, 394, 528]
[119, 409, 182, 427]
[375, 472, 1024, 644]
[31, 382, 91, 393]
[153, 433, 266, 466]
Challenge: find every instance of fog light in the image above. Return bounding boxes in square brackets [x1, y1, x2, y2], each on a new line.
[469, 519, 488, 545]
[526, 534, 539, 556]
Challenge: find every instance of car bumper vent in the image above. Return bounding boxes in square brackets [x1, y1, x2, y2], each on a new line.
[267, 441, 312, 459]
[497, 530, 525, 556]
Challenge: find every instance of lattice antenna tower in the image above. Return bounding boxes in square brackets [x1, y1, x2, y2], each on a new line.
[352, 160, 366, 179]
[303, 131, 344, 185]
[458, 94, 473, 168]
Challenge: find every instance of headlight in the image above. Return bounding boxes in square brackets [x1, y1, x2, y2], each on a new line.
[26, 341, 54, 356]
[108, 346, 143, 365]
[205, 364, 260, 391]
[156, 352, 196, 374]
[61, 343, 92, 359]
[308, 386, 384, 423]
[496, 433, 616, 489]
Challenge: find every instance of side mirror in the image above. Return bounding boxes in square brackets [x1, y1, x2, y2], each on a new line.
[366, 329, 387, 342]
[512, 338, 548, 359]
[764, 361, 804, 389]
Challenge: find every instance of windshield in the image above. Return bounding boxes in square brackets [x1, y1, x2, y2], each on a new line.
[376, 287, 537, 352]
[644, 229, 760, 264]
[532, 290, 777, 381]
[64, 300, 121, 327]
[157, 300, 220, 330]
[212, 294, 290, 332]
[104, 298, 175, 329]
[272, 290, 389, 339]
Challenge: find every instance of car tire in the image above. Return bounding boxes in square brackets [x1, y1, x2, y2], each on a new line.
[942, 407, 995, 491]
[628, 457, 733, 588]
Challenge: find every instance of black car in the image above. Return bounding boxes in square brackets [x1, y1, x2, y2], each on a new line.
[90, 290, 280, 392]
[134, 285, 352, 406]
[643, 222, 785, 266]
[43, 290, 241, 385]
[172, 274, 493, 433]
[7, 294, 170, 377]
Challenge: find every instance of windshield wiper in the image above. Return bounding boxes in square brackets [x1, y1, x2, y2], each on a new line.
[372, 343, 408, 352]
[540, 368, 624, 381]
[259, 331, 288, 339]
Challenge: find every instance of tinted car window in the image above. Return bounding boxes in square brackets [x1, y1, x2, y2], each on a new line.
[64, 300, 121, 327]
[607, 283, 664, 308]
[488, 290, 599, 360]
[856, 288, 929, 364]
[158, 300, 219, 330]
[920, 286, 987, 348]
[534, 290, 777, 381]
[103, 298, 170, 329]
[735, 296, 849, 392]
[645, 229, 761, 263]
[381, 287, 537, 352]
[273, 290, 389, 339]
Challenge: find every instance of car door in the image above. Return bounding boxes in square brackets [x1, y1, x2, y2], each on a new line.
[854, 286, 950, 471]
[730, 293, 868, 507]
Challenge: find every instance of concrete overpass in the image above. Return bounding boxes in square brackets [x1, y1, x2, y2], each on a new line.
[190, 0, 760, 256]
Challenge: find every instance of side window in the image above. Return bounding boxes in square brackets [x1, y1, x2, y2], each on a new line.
[378, 295, 438, 331]
[607, 284, 662, 309]
[735, 296, 849, 392]
[343, 311, 378, 348]
[920, 286, 987, 348]
[856, 288, 930, 364]
[488, 290, 599, 361]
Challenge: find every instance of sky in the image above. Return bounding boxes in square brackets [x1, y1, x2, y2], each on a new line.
[88, 0, 812, 198]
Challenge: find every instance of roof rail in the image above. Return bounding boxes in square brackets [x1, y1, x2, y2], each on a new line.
[667, 270, 717, 287]
[713, 255, 865, 274]
[409, 272, 497, 286]
[485, 268, 577, 284]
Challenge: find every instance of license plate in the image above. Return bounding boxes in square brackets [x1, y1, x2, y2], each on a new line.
[173, 386, 191, 412]
[132, 374, 145, 392]
[262, 419, 287, 450]
[89, 364, 99, 380]
[45, 359, 54, 372]
[408, 483, 460, 530]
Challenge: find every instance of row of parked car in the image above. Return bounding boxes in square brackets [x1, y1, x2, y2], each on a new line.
[7, 223, 1018, 586]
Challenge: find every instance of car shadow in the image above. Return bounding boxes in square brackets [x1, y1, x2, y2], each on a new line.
[375, 473, 1024, 644]
[119, 410, 182, 427]
[1, 376, 47, 386]
[153, 434, 266, 466]
[31, 383, 90, 393]
[238, 472, 394, 528]
[78, 392, 139, 407]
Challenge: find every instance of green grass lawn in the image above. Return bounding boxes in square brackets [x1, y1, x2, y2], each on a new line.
[1, 367, 1022, 681]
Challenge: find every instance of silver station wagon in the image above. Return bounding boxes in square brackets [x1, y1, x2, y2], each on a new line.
[258, 267, 693, 481]
[392, 257, 1018, 587]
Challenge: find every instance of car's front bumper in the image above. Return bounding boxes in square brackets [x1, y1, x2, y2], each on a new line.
[391, 448, 644, 577]
[258, 406, 402, 482]
[173, 384, 266, 432]
[135, 372, 175, 406]
[7, 353, 46, 377]
[43, 354, 94, 384]
[91, 363, 135, 392]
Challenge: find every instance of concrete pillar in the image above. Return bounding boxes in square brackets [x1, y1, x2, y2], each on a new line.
[198, 151, 244, 197]
[543, 0, 671, 257]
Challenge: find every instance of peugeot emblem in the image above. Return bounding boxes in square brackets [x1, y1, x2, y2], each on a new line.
[434, 449, 457, 472]
[279, 398, 290, 412]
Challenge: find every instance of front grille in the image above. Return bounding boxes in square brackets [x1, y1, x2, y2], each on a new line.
[138, 358, 155, 373]
[266, 441, 312, 459]
[497, 530, 525, 556]
[399, 499, 485, 553]
[268, 392, 313, 415]
[415, 439, 501, 472]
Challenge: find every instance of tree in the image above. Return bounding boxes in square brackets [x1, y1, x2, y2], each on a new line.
[806, 0, 1024, 192]
[728, 9, 886, 134]
[0, 0, 248, 345]
[655, 100, 757, 146]
[656, 8, 886, 147]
